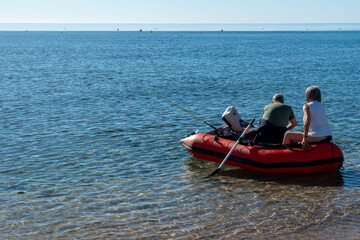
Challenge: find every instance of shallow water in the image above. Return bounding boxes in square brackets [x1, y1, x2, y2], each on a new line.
[0, 31, 359, 239]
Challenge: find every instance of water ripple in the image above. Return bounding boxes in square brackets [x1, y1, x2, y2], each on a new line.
[0, 31, 359, 239]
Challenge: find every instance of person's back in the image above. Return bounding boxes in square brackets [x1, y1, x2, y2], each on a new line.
[307, 100, 331, 137]
[263, 102, 294, 127]
[282, 86, 331, 146]
[255, 94, 297, 144]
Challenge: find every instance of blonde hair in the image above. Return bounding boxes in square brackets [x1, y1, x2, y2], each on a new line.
[305, 86, 321, 103]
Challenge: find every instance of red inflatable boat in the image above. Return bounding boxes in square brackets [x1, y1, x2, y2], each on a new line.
[180, 130, 344, 174]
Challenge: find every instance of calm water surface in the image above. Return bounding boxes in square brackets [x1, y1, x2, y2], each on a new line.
[0, 31, 359, 239]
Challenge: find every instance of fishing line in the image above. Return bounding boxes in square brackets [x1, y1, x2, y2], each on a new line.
[145, 86, 218, 130]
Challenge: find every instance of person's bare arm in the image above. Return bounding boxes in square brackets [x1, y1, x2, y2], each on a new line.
[286, 118, 297, 130]
[302, 104, 311, 146]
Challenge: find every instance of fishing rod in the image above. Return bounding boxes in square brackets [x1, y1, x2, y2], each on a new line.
[145, 87, 218, 130]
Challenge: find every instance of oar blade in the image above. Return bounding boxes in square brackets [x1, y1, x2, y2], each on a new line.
[205, 168, 221, 178]
[204, 119, 255, 179]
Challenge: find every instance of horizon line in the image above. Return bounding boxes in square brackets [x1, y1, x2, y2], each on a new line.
[1, 22, 360, 24]
[1, 22, 359, 32]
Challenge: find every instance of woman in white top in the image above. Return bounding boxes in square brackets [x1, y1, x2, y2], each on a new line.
[282, 86, 331, 146]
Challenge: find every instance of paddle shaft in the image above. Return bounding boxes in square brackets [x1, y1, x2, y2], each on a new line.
[207, 119, 255, 177]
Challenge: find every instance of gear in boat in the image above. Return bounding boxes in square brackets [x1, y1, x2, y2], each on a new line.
[180, 106, 344, 174]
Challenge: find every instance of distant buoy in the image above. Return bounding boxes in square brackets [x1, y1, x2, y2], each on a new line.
[180, 34, 183, 36]
[140, 29, 142, 32]
[150, 30, 152, 33]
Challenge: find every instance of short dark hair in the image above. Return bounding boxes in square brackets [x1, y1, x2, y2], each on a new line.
[272, 93, 284, 103]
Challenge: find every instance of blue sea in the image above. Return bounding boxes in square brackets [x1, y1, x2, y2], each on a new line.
[0, 29, 359, 239]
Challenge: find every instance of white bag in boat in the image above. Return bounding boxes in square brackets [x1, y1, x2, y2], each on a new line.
[222, 106, 243, 132]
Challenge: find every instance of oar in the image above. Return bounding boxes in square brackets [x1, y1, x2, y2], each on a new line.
[206, 118, 255, 178]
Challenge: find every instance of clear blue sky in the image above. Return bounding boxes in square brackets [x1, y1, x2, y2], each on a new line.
[1, 0, 359, 23]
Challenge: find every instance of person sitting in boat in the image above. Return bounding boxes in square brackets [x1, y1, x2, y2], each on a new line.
[282, 86, 331, 147]
[254, 93, 297, 144]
